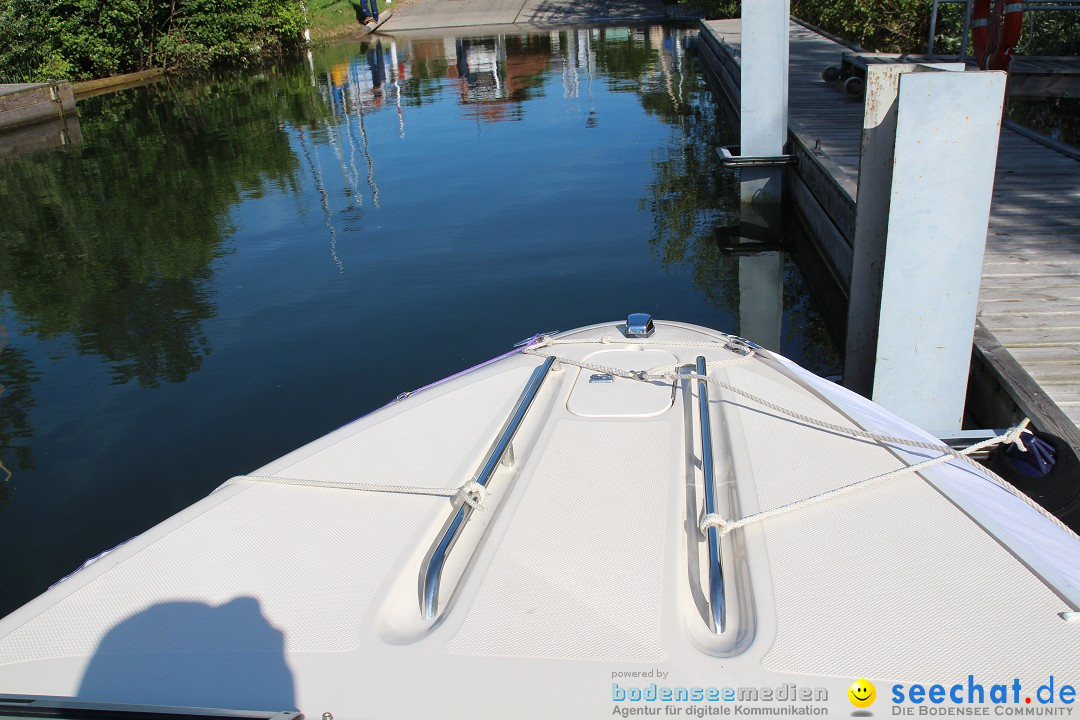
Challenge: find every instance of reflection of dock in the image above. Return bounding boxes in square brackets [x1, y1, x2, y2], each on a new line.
[698, 18, 1080, 445]
[0, 115, 82, 161]
[0, 70, 164, 161]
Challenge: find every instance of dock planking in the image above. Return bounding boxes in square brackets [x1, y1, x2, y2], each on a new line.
[700, 18, 1080, 434]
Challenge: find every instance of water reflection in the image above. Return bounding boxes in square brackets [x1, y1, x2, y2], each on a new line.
[0, 325, 36, 507]
[0, 25, 839, 621]
[1008, 97, 1080, 149]
[0, 113, 82, 163]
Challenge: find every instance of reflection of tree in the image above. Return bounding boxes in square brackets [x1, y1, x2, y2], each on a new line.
[636, 37, 842, 375]
[591, 28, 660, 91]
[638, 48, 740, 314]
[0, 339, 36, 508]
[781, 263, 842, 376]
[0, 66, 314, 387]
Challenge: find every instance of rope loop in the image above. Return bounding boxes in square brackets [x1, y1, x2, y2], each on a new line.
[457, 481, 487, 511]
[699, 513, 729, 535]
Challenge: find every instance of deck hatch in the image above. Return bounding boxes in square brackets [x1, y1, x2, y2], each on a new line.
[567, 350, 676, 418]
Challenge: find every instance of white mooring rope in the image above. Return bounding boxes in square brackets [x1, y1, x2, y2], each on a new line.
[223, 475, 488, 510]
[699, 420, 1037, 537]
[521, 336, 1080, 543]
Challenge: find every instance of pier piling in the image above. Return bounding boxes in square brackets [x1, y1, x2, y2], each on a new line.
[739, 0, 789, 203]
[844, 64, 1006, 433]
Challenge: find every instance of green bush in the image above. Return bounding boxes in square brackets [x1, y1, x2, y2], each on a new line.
[684, 0, 1080, 56]
[0, 0, 306, 82]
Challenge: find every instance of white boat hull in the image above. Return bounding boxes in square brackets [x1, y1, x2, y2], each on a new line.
[0, 319, 1076, 718]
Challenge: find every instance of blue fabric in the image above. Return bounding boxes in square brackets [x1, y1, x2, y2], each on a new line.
[1005, 431, 1057, 478]
[358, 0, 378, 22]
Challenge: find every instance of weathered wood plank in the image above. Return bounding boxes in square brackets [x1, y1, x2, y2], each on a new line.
[979, 313, 1080, 331]
[0, 82, 75, 130]
[982, 254, 1080, 269]
[1007, 346, 1080, 366]
[988, 327, 1080, 347]
[1021, 366, 1080, 386]
[980, 286, 1080, 304]
[980, 270, 1080, 284]
[71, 68, 166, 100]
[979, 304, 1080, 320]
[972, 323, 1080, 448]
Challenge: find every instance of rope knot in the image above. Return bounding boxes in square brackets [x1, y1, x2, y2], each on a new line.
[1005, 418, 1032, 452]
[457, 481, 487, 510]
[699, 512, 730, 536]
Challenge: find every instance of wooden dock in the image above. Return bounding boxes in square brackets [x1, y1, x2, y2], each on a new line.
[1008, 56, 1080, 98]
[698, 18, 1080, 444]
[0, 82, 76, 130]
[819, 52, 1080, 98]
[70, 68, 166, 100]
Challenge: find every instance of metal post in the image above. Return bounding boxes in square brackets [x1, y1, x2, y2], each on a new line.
[843, 64, 1006, 434]
[929, 0, 941, 54]
[959, 0, 973, 62]
[739, 0, 789, 203]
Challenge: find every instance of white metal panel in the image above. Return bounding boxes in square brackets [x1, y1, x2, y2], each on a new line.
[872, 69, 1006, 432]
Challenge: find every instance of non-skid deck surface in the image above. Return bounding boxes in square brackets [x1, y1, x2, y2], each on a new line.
[702, 19, 1080, 428]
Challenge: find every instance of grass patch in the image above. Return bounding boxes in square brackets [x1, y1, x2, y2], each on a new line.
[307, 0, 390, 40]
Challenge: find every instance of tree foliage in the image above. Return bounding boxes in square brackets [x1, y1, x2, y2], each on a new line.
[0, 0, 305, 82]
[685, 0, 1080, 56]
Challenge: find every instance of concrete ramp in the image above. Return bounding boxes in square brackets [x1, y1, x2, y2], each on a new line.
[379, 0, 668, 32]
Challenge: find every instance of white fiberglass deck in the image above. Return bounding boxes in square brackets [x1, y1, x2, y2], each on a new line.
[0, 320, 1076, 718]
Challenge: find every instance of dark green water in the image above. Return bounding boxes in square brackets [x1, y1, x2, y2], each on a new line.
[1008, 96, 1080, 149]
[0, 25, 838, 618]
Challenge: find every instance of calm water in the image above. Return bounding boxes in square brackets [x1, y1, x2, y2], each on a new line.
[0, 25, 839, 617]
[1008, 96, 1080, 149]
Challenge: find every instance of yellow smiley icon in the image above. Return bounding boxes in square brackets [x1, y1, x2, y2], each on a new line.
[848, 678, 876, 708]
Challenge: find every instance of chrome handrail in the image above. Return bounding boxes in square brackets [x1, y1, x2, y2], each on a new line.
[696, 355, 726, 633]
[421, 355, 558, 620]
